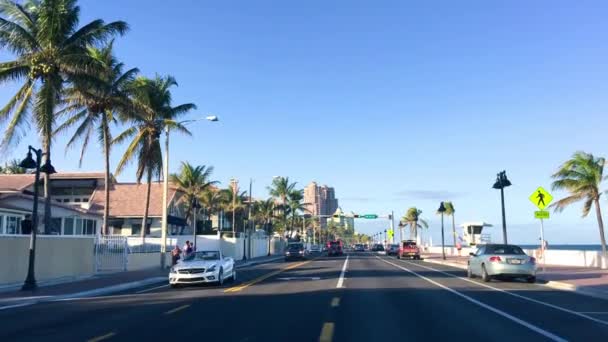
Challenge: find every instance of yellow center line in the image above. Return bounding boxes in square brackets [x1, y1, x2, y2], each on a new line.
[319, 322, 335, 342]
[224, 259, 312, 293]
[330, 297, 340, 307]
[164, 304, 191, 315]
[87, 332, 116, 342]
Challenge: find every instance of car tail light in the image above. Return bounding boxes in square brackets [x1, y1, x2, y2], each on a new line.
[529, 257, 536, 265]
[489, 256, 502, 262]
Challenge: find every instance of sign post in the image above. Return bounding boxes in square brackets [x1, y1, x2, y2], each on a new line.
[529, 187, 553, 272]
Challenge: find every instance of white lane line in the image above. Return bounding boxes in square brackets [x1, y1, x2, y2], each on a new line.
[0, 302, 35, 311]
[580, 312, 608, 315]
[136, 284, 170, 294]
[396, 258, 608, 327]
[378, 257, 567, 342]
[336, 255, 349, 288]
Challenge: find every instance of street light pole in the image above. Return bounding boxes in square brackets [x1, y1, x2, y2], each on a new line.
[493, 170, 512, 244]
[20, 146, 55, 291]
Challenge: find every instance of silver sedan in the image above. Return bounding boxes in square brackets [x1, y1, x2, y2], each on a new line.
[467, 244, 537, 283]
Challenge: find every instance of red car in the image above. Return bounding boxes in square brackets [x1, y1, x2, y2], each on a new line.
[327, 241, 343, 256]
[398, 240, 421, 260]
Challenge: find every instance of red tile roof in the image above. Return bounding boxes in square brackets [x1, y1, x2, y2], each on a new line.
[0, 172, 106, 192]
[88, 183, 179, 218]
[0, 174, 35, 192]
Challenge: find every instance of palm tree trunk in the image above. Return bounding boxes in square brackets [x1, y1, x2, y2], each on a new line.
[594, 199, 608, 267]
[141, 172, 152, 244]
[43, 142, 52, 234]
[102, 113, 111, 236]
[452, 214, 456, 247]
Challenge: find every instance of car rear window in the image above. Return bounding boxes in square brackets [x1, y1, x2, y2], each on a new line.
[330, 242, 340, 246]
[403, 242, 417, 247]
[485, 245, 525, 255]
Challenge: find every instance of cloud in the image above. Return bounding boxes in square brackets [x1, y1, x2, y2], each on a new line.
[393, 190, 466, 201]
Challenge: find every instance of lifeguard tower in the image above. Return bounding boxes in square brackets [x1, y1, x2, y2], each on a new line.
[460, 222, 492, 246]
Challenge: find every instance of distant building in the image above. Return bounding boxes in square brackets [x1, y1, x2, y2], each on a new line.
[329, 207, 355, 231]
[304, 181, 339, 228]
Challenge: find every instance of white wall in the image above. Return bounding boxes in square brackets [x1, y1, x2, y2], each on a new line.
[0, 236, 95, 285]
[425, 246, 607, 268]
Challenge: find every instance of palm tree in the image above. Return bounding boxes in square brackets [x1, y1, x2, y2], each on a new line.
[253, 198, 275, 233]
[267, 176, 296, 226]
[0, 0, 127, 232]
[170, 162, 218, 234]
[220, 186, 247, 233]
[402, 207, 428, 240]
[550, 151, 608, 265]
[287, 189, 308, 235]
[113, 75, 195, 241]
[199, 188, 224, 230]
[2, 158, 26, 174]
[54, 42, 138, 234]
[443, 202, 456, 247]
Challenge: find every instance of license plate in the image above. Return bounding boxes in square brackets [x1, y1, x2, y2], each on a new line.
[508, 259, 522, 264]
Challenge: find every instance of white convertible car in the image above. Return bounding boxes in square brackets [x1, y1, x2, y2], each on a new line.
[169, 250, 236, 288]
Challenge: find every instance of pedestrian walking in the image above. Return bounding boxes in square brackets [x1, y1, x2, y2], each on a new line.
[171, 245, 182, 266]
[190, 241, 195, 252]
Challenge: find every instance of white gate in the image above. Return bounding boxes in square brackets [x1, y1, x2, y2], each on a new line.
[95, 235, 128, 272]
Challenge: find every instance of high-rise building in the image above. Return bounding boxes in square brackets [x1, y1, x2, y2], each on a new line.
[304, 181, 339, 228]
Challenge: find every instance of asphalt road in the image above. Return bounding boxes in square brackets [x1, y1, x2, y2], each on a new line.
[1, 252, 607, 342]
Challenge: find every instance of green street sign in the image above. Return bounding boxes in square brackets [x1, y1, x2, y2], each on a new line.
[362, 214, 378, 219]
[535, 211, 550, 219]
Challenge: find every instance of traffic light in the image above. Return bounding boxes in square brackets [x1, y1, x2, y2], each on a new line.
[388, 214, 392, 220]
[333, 214, 339, 218]
[353, 214, 359, 218]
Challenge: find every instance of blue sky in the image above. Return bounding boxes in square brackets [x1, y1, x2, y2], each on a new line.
[2, 0, 608, 244]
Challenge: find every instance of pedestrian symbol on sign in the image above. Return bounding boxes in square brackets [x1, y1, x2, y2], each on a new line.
[536, 190, 545, 207]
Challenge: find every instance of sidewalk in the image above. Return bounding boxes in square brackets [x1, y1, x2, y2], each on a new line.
[0, 254, 282, 310]
[421, 253, 608, 300]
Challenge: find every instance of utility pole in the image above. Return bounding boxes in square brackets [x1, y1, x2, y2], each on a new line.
[248, 178, 252, 259]
[230, 178, 237, 236]
[160, 126, 169, 269]
[390, 211, 395, 244]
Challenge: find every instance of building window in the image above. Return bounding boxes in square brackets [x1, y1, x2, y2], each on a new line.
[84, 220, 96, 235]
[0, 215, 3, 234]
[49, 218, 62, 235]
[5, 216, 21, 234]
[64, 217, 74, 235]
[63, 218, 96, 235]
[131, 223, 151, 236]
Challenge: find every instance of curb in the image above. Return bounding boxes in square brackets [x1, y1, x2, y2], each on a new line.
[236, 256, 283, 269]
[0, 277, 166, 311]
[53, 277, 167, 300]
[422, 257, 608, 301]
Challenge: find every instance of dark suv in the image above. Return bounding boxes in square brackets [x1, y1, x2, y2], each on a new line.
[285, 243, 306, 261]
[327, 241, 343, 256]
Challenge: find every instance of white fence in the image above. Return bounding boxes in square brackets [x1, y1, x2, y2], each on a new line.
[95, 235, 127, 272]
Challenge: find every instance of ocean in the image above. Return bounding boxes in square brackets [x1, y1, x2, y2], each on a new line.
[518, 244, 604, 251]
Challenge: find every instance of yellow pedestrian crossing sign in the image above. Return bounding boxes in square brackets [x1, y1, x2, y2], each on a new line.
[529, 187, 553, 210]
[388, 229, 394, 238]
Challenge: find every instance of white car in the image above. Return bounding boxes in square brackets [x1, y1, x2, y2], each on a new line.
[169, 250, 236, 288]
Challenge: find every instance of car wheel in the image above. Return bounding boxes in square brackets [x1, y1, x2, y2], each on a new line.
[397, 255, 401, 259]
[218, 269, 224, 286]
[467, 266, 474, 278]
[170, 283, 178, 289]
[527, 276, 536, 284]
[481, 265, 491, 282]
